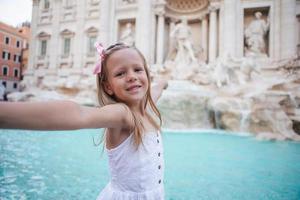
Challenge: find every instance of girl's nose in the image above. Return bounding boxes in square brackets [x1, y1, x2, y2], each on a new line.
[127, 71, 137, 82]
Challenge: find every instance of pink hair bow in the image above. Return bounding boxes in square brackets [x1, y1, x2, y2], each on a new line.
[93, 42, 105, 75]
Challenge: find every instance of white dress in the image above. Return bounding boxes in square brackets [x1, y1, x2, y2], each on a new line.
[96, 131, 164, 200]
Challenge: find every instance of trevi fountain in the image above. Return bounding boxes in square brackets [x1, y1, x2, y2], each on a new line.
[7, 0, 300, 141]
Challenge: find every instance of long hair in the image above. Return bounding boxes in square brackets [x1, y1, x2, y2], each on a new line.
[96, 43, 162, 147]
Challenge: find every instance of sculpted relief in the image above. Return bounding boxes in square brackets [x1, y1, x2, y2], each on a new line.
[119, 22, 135, 46]
[165, 17, 200, 80]
[170, 17, 197, 65]
[244, 11, 270, 58]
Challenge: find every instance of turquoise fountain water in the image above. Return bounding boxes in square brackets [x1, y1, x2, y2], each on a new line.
[1, 129, 300, 200]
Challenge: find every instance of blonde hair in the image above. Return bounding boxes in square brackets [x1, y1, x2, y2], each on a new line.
[96, 43, 162, 147]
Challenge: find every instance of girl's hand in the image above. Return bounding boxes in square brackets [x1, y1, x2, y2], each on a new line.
[151, 78, 168, 103]
[157, 79, 168, 90]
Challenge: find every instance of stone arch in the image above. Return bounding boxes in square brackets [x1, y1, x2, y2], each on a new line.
[166, 0, 209, 14]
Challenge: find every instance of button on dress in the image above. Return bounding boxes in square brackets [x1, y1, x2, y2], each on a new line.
[96, 131, 164, 200]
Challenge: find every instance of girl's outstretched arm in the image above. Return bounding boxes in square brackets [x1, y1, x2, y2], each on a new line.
[0, 101, 130, 130]
[151, 79, 168, 103]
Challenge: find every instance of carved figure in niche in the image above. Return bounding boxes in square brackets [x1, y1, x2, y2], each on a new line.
[119, 22, 135, 46]
[165, 17, 199, 79]
[244, 11, 269, 57]
[170, 17, 196, 64]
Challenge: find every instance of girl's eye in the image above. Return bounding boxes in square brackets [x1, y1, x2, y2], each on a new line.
[115, 72, 125, 77]
[135, 68, 144, 72]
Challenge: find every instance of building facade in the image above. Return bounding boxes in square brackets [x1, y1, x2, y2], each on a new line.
[25, 0, 300, 92]
[0, 22, 30, 96]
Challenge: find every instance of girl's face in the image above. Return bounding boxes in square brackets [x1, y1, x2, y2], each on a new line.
[104, 48, 149, 106]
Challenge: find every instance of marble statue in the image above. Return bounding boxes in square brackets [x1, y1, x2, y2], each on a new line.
[119, 22, 135, 46]
[171, 17, 196, 64]
[221, 54, 260, 85]
[244, 11, 269, 57]
[203, 53, 261, 88]
[165, 17, 198, 79]
[212, 55, 232, 88]
[238, 57, 259, 84]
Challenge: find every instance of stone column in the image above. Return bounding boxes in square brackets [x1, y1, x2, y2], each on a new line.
[136, 0, 152, 62]
[99, 0, 110, 47]
[201, 15, 208, 62]
[49, 0, 59, 70]
[222, 0, 236, 57]
[281, 0, 297, 59]
[27, 0, 39, 73]
[208, 5, 218, 62]
[156, 11, 165, 64]
[273, 0, 281, 59]
[298, 16, 300, 47]
[73, 0, 85, 70]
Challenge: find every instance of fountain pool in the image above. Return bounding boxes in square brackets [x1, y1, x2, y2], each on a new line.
[1, 129, 300, 200]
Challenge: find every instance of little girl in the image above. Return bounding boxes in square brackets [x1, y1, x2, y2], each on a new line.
[0, 43, 168, 200]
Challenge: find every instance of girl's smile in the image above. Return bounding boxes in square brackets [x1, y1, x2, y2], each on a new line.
[126, 84, 142, 93]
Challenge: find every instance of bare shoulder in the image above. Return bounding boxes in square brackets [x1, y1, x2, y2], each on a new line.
[80, 103, 134, 130]
[103, 103, 134, 128]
